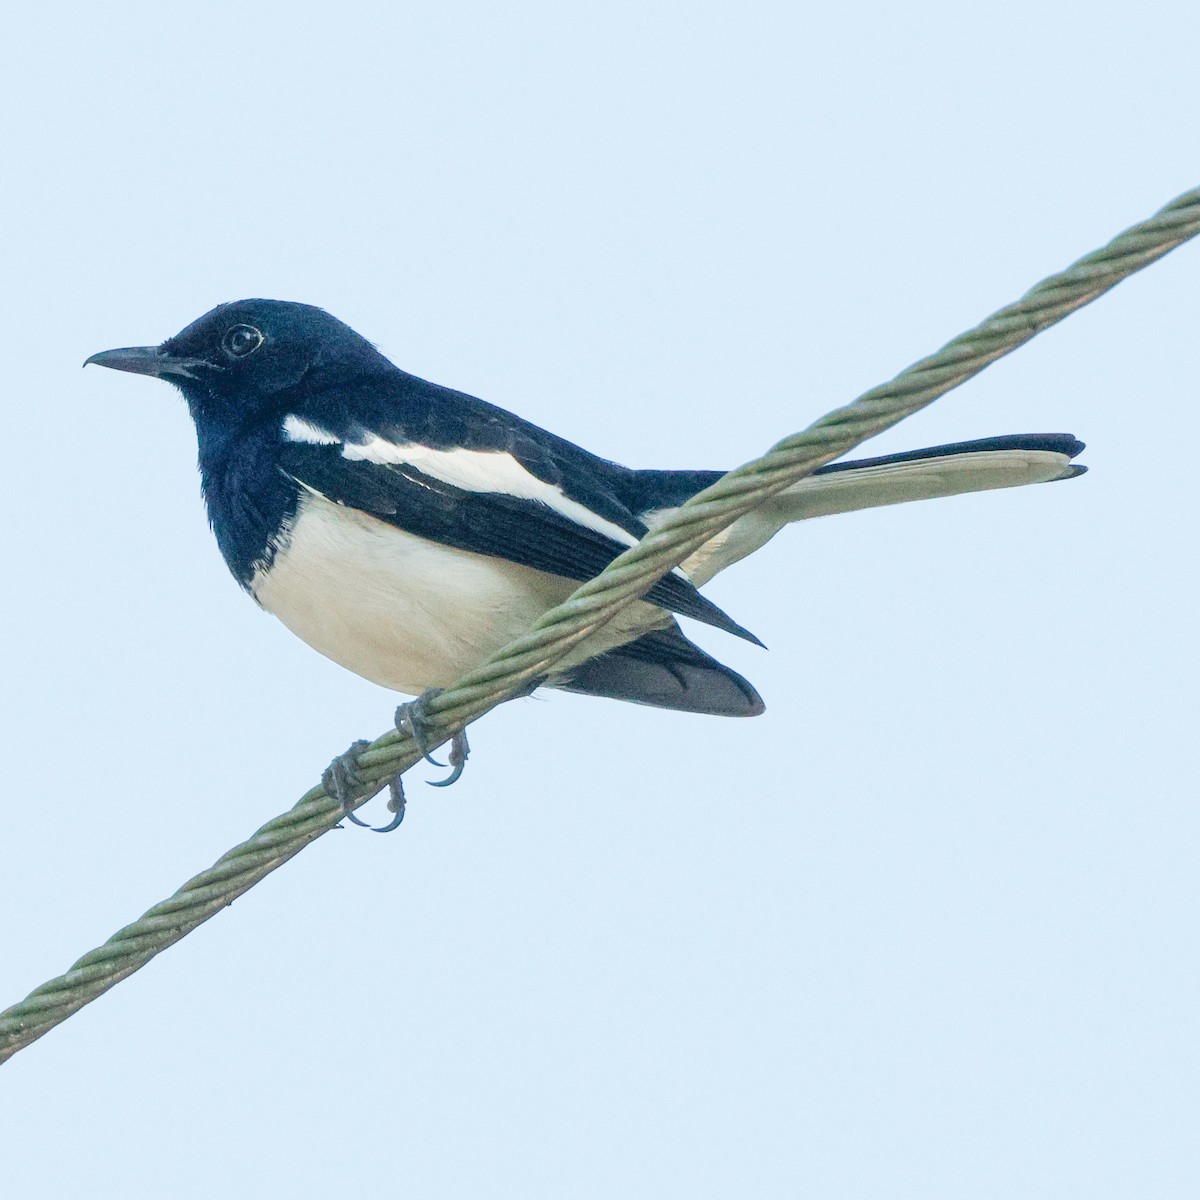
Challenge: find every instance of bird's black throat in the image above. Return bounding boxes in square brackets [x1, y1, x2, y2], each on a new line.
[192, 413, 299, 589]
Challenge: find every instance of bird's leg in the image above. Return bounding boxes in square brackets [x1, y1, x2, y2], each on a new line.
[395, 689, 470, 788]
[322, 739, 406, 833]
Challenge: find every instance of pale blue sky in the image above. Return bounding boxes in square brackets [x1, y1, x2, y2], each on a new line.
[2, 2, 1197, 1196]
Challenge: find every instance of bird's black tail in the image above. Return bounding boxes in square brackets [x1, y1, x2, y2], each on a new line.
[627, 433, 1086, 588]
[626, 433, 1085, 516]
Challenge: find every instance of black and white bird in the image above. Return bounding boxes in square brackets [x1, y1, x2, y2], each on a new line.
[87, 300, 1085, 821]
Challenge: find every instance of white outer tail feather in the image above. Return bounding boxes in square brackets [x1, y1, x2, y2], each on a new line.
[676, 447, 1079, 586]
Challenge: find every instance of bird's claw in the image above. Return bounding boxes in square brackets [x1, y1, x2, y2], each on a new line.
[395, 690, 445, 764]
[322, 739, 406, 833]
[368, 776, 407, 833]
[427, 730, 469, 787]
[322, 688, 467, 833]
[395, 689, 470, 788]
[323, 739, 377, 805]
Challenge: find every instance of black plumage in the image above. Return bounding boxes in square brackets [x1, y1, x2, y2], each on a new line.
[86, 299, 1086, 721]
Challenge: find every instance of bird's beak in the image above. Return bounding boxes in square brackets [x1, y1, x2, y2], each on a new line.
[84, 345, 204, 380]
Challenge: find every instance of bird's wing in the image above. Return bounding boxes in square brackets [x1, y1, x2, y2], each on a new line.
[275, 414, 761, 644]
[551, 621, 765, 716]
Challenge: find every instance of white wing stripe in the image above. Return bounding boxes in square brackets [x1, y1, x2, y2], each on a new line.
[280, 419, 639, 548]
[342, 436, 639, 547]
[282, 415, 341, 445]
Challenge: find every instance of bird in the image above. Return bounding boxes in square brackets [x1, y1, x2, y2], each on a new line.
[86, 299, 1086, 827]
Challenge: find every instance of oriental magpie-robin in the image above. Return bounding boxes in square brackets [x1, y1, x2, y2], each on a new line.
[87, 299, 1085, 824]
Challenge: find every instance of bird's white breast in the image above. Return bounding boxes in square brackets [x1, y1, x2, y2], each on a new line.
[250, 491, 571, 693]
[250, 491, 668, 695]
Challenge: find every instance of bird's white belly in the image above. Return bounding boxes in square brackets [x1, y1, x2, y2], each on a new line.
[250, 492, 667, 694]
[250, 492, 575, 693]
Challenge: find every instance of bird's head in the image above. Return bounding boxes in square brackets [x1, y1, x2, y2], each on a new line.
[85, 299, 390, 429]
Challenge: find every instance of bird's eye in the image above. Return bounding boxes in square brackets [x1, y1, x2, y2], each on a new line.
[221, 324, 264, 358]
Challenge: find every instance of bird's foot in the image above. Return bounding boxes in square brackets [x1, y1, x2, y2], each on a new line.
[395, 689, 470, 788]
[322, 739, 406, 833]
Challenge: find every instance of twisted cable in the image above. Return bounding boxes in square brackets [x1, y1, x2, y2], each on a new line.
[3, 187, 1197, 1063]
